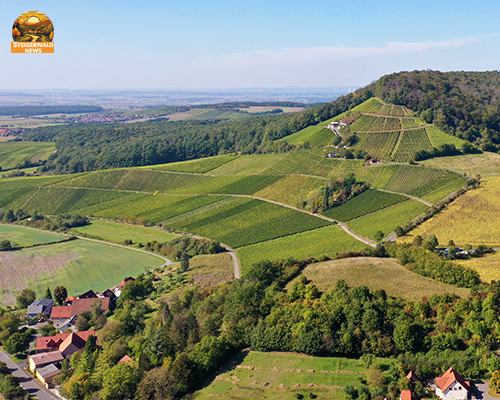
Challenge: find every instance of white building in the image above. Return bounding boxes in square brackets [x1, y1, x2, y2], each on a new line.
[435, 367, 470, 400]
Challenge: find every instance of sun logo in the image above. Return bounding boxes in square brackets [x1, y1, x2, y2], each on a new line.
[11, 11, 54, 53]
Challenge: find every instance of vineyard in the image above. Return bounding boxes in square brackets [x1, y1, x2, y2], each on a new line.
[279, 125, 335, 146]
[148, 154, 237, 173]
[0, 141, 56, 170]
[354, 132, 399, 160]
[323, 189, 408, 221]
[346, 200, 429, 240]
[236, 225, 368, 269]
[391, 128, 433, 162]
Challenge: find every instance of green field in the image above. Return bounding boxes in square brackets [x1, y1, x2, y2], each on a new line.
[0, 236, 165, 305]
[236, 225, 368, 269]
[295, 257, 470, 301]
[71, 220, 179, 244]
[323, 189, 408, 221]
[0, 141, 56, 170]
[280, 125, 336, 146]
[0, 224, 68, 247]
[147, 155, 237, 174]
[346, 200, 429, 240]
[191, 350, 390, 400]
[391, 128, 432, 163]
[169, 197, 331, 248]
[354, 132, 399, 160]
[421, 152, 500, 177]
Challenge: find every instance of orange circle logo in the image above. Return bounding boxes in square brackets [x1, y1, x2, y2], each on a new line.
[12, 11, 54, 42]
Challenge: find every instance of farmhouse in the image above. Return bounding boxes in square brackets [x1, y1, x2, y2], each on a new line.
[434, 367, 470, 400]
[28, 351, 64, 373]
[35, 330, 95, 353]
[50, 297, 110, 321]
[36, 364, 61, 387]
[27, 298, 53, 318]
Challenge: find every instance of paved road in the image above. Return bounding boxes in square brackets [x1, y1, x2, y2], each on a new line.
[0, 351, 60, 400]
[475, 381, 495, 400]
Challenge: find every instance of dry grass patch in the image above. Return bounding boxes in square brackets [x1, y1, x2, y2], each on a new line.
[453, 252, 500, 284]
[399, 177, 500, 247]
[293, 257, 469, 300]
[421, 152, 500, 177]
[188, 253, 234, 285]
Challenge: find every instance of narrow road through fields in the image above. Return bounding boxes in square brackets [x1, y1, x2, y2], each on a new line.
[0, 351, 60, 400]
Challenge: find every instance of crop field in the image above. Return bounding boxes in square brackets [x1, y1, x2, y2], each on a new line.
[400, 176, 500, 247]
[280, 126, 335, 146]
[391, 128, 432, 162]
[421, 152, 500, 177]
[422, 177, 468, 204]
[297, 257, 470, 300]
[323, 189, 408, 221]
[454, 252, 500, 284]
[254, 175, 326, 206]
[351, 114, 386, 132]
[168, 198, 331, 248]
[71, 220, 179, 244]
[0, 187, 36, 209]
[426, 125, 466, 148]
[146, 155, 237, 173]
[346, 200, 429, 240]
[0, 237, 164, 305]
[383, 165, 454, 194]
[0, 224, 68, 247]
[192, 350, 390, 400]
[383, 117, 402, 131]
[210, 154, 286, 175]
[352, 97, 385, 114]
[0, 141, 56, 170]
[236, 225, 368, 269]
[401, 118, 423, 129]
[354, 132, 399, 160]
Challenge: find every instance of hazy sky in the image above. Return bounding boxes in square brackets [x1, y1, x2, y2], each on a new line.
[3, 0, 500, 90]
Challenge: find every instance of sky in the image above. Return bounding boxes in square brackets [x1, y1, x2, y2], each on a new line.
[3, 0, 500, 90]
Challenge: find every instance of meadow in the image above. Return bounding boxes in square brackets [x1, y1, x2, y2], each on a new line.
[191, 350, 390, 400]
[0, 237, 164, 305]
[400, 176, 500, 247]
[0, 224, 68, 247]
[454, 252, 500, 284]
[236, 225, 368, 269]
[295, 257, 470, 301]
[279, 125, 336, 146]
[71, 220, 179, 244]
[421, 152, 500, 177]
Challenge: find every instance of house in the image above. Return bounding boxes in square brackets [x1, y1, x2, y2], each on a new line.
[28, 351, 64, 373]
[117, 277, 135, 289]
[77, 290, 97, 299]
[27, 299, 53, 318]
[118, 355, 133, 364]
[59, 332, 88, 358]
[50, 297, 110, 320]
[54, 315, 77, 333]
[36, 363, 61, 387]
[435, 367, 470, 400]
[407, 370, 419, 383]
[35, 330, 95, 353]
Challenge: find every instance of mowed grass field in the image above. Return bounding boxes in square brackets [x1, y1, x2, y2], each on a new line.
[293, 257, 470, 301]
[71, 220, 180, 244]
[0, 236, 164, 305]
[421, 152, 500, 177]
[0, 224, 68, 247]
[399, 176, 500, 247]
[192, 350, 390, 400]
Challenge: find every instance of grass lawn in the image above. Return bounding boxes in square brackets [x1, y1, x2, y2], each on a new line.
[293, 257, 470, 301]
[236, 225, 369, 270]
[190, 350, 390, 400]
[0, 238, 164, 305]
[399, 177, 500, 247]
[71, 220, 180, 245]
[0, 224, 68, 247]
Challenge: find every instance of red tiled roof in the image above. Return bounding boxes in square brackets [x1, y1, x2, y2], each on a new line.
[407, 370, 419, 381]
[60, 332, 87, 354]
[65, 296, 76, 303]
[51, 306, 71, 319]
[117, 277, 135, 288]
[36, 331, 95, 352]
[435, 367, 470, 392]
[70, 297, 110, 316]
[118, 355, 132, 364]
[401, 390, 412, 400]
